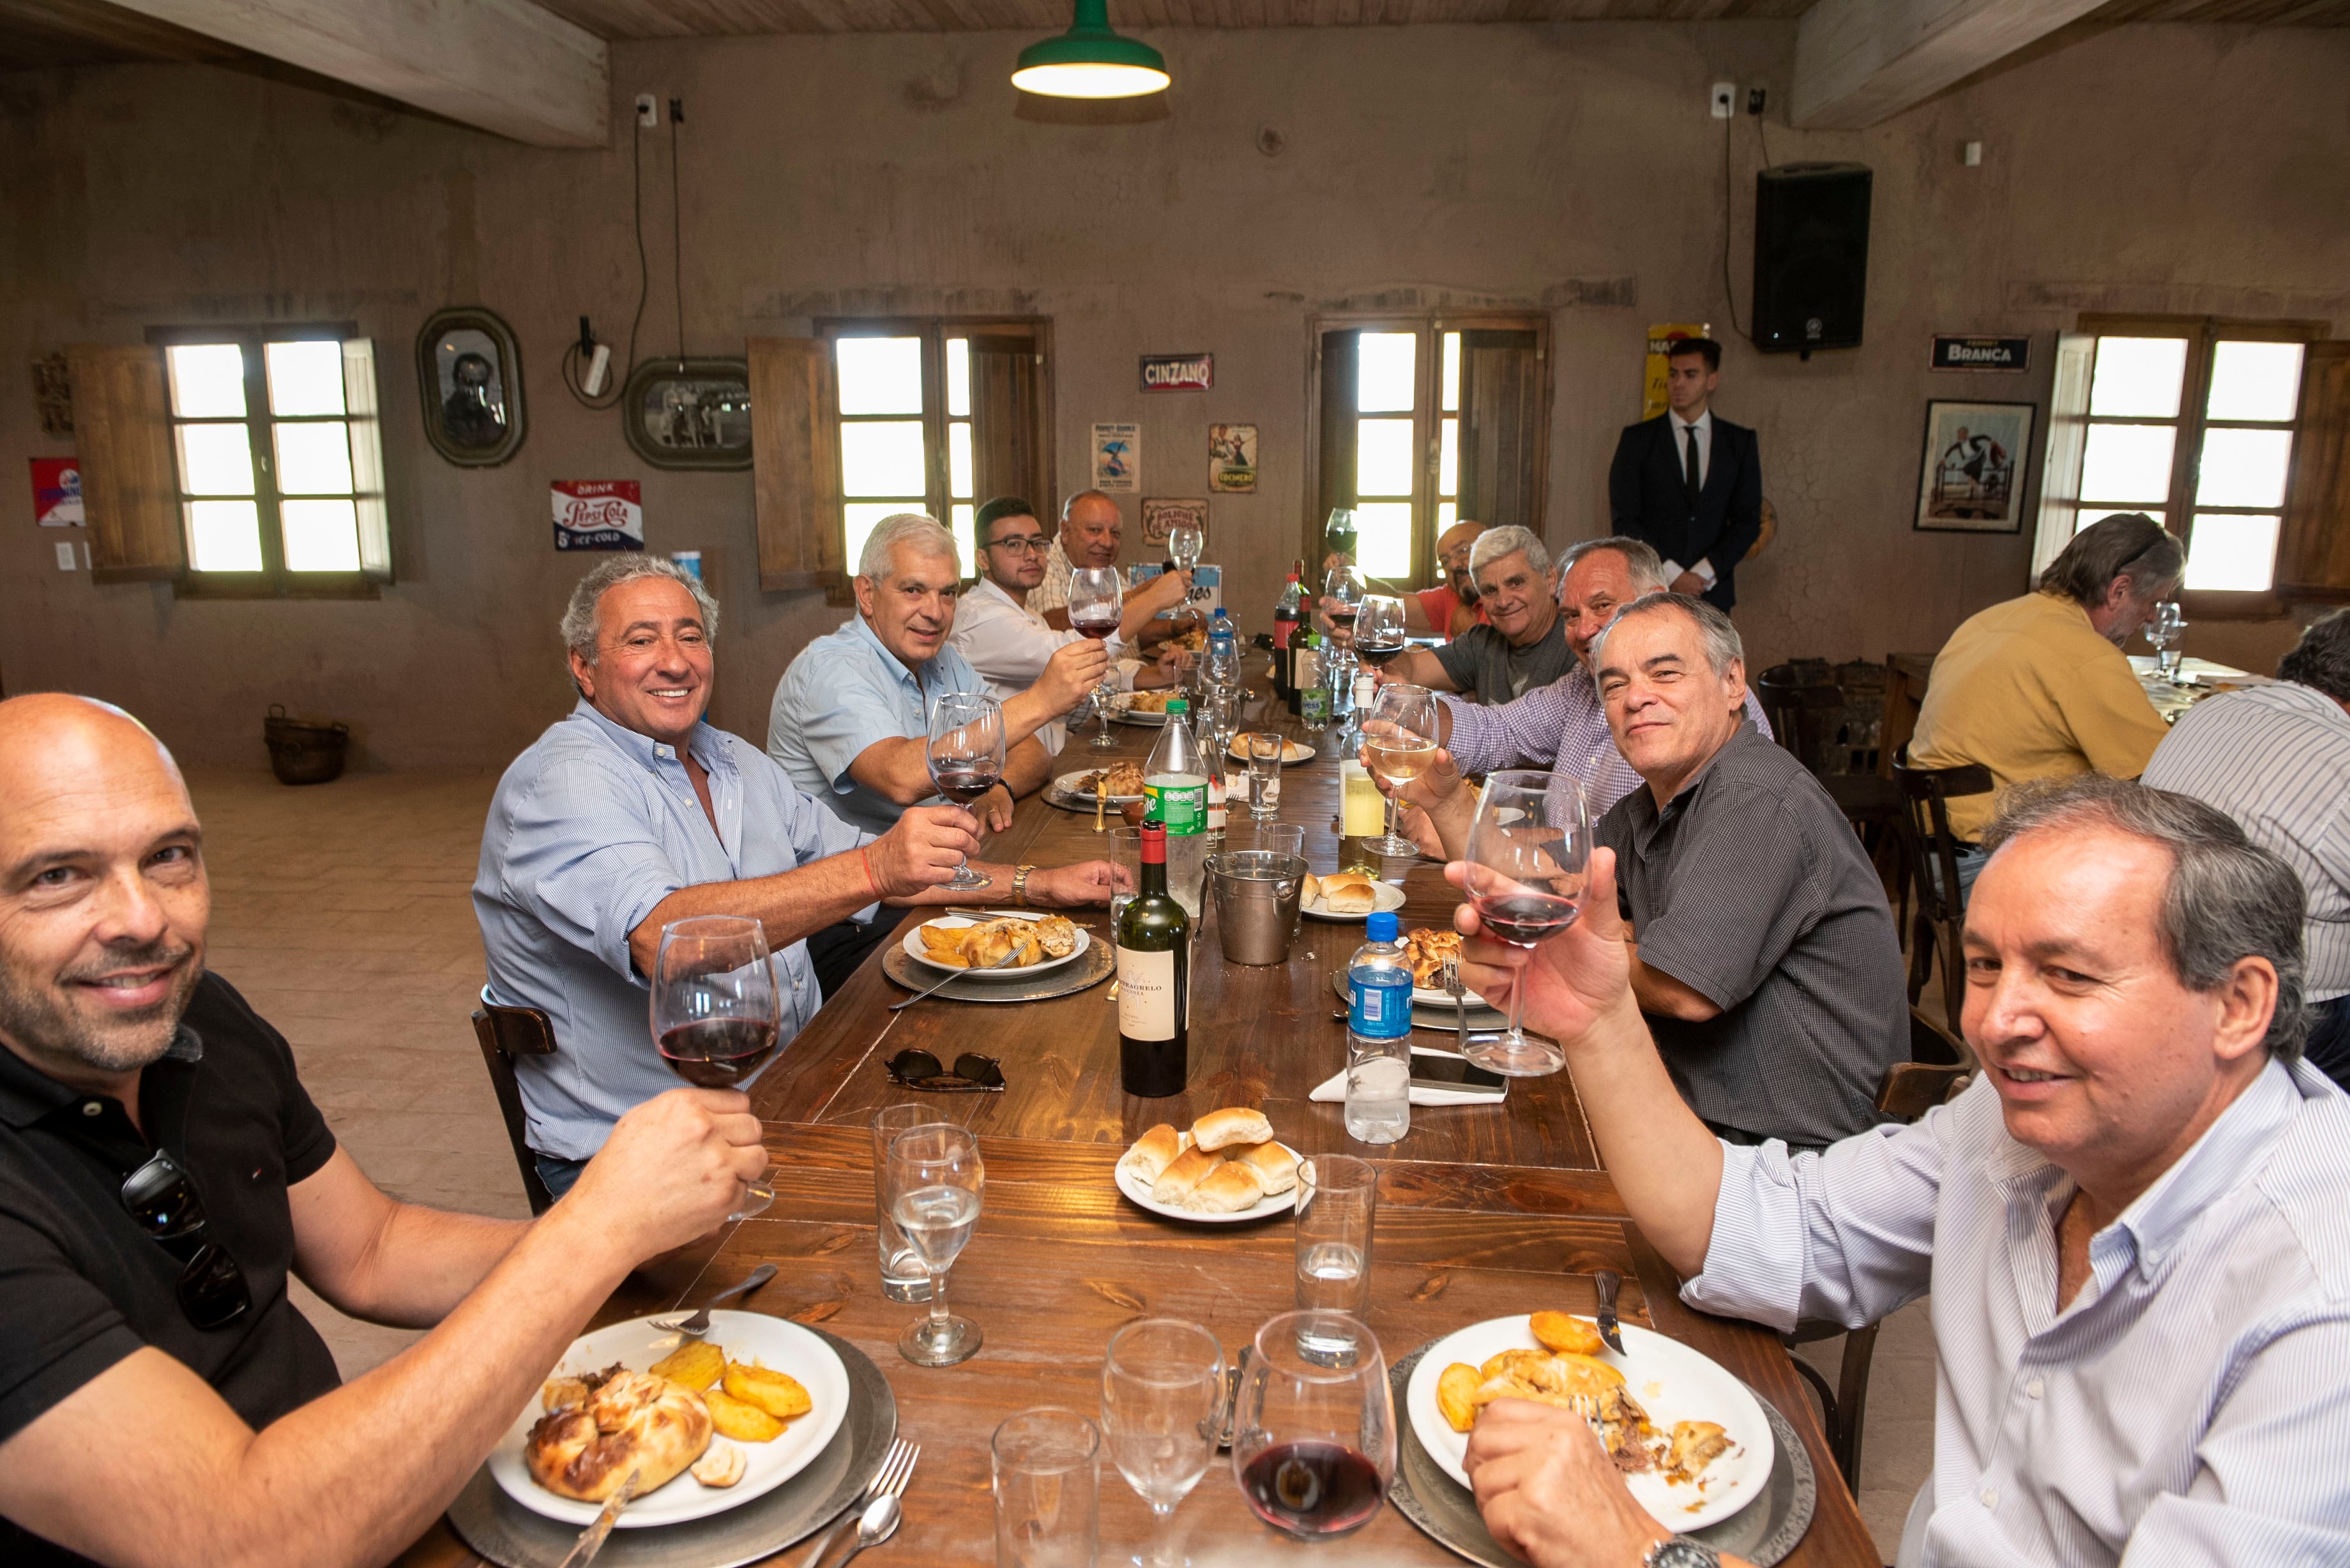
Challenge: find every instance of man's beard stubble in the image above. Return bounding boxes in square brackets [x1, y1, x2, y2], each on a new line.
[0, 938, 201, 1076]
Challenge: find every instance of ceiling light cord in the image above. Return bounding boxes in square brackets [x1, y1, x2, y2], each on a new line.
[1721, 110, 1745, 340]
[670, 103, 686, 370]
[561, 119, 646, 410]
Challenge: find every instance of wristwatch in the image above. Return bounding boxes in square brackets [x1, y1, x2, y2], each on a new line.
[1643, 1539, 1720, 1568]
[1012, 864, 1036, 907]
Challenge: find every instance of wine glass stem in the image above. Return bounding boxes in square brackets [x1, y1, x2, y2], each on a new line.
[1506, 942, 1531, 1043]
[1384, 786, 1400, 844]
[1145, 1500, 1180, 1568]
[927, 1266, 951, 1334]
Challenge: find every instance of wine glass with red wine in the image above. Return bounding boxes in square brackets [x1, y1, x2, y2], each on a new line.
[1321, 566, 1365, 647]
[927, 690, 1004, 892]
[1068, 566, 1125, 751]
[1231, 1310, 1395, 1541]
[1459, 768, 1589, 1077]
[1351, 594, 1407, 673]
[651, 915, 780, 1219]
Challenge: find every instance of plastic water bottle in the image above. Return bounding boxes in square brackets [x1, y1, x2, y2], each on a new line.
[1346, 911, 1413, 1144]
[1207, 608, 1239, 684]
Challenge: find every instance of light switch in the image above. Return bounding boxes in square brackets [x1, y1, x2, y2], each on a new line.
[56, 541, 78, 570]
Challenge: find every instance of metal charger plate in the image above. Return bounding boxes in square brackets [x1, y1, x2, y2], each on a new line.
[1386, 1343, 1816, 1568]
[881, 935, 1113, 1002]
[446, 1324, 898, 1568]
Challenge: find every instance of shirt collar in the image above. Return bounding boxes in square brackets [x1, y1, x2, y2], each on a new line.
[848, 611, 934, 690]
[967, 575, 1038, 624]
[0, 1023, 201, 1130]
[568, 698, 730, 778]
[1671, 409, 1712, 435]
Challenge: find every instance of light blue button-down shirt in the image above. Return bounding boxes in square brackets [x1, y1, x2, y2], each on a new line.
[1688, 1059, 2350, 1565]
[767, 613, 989, 836]
[474, 700, 870, 1161]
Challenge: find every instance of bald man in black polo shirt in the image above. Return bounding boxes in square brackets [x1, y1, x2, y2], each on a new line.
[0, 695, 767, 1568]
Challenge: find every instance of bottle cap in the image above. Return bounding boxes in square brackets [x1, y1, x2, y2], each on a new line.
[1166, 697, 1188, 714]
[1366, 910, 1399, 942]
[1139, 820, 1167, 863]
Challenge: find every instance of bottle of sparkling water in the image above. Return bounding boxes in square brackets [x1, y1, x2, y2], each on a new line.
[1144, 697, 1208, 916]
[1346, 911, 1413, 1144]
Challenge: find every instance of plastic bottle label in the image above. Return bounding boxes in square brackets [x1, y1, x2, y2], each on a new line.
[1349, 971, 1414, 1039]
[1145, 779, 1208, 836]
[1300, 687, 1330, 725]
[1118, 947, 1179, 1041]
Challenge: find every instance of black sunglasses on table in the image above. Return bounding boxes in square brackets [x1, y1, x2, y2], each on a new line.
[886, 1050, 1006, 1093]
[120, 1149, 252, 1330]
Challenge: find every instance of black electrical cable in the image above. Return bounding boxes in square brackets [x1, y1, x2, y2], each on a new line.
[560, 120, 646, 410]
[669, 104, 685, 369]
[1720, 110, 1744, 340]
[1756, 110, 1777, 173]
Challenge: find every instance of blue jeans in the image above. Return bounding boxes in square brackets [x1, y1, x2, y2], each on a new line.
[535, 1152, 589, 1201]
[1929, 843, 1989, 908]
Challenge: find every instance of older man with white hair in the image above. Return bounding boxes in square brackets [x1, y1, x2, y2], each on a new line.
[1376, 525, 1573, 705]
[769, 513, 1105, 833]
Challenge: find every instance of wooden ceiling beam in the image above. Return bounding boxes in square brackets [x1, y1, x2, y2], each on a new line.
[1791, 0, 2109, 128]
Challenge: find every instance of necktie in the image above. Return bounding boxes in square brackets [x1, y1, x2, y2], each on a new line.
[1683, 425, 1702, 509]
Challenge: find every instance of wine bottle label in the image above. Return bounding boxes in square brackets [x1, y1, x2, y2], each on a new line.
[1144, 779, 1208, 835]
[1349, 972, 1414, 1039]
[1118, 946, 1179, 1041]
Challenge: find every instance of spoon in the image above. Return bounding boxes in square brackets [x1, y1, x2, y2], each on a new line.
[834, 1493, 904, 1568]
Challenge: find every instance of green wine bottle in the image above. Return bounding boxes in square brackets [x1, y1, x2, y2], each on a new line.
[1116, 821, 1190, 1097]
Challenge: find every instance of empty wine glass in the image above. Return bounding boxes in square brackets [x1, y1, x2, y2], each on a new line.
[651, 916, 779, 1220]
[2147, 601, 2187, 682]
[885, 1121, 986, 1366]
[1231, 1311, 1395, 1541]
[1360, 684, 1437, 857]
[1102, 1318, 1227, 1568]
[1070, 566, 1125, 751]
[1460, 769, 1590, 1078]
[928, 690, 1004, 891]
[1167, 522, 1203, 576]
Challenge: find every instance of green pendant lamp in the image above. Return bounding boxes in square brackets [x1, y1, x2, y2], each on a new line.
[1011, 0, 1169, 99]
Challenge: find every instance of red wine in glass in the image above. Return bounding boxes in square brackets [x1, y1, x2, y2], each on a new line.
[1353, 640, 1406, 669]
[931, 765, 1001, 805]
[1239, 1441, 1386, 1537]
[1472, 891, 1581, 946]
[658, 1016, 779, 1088]
[1071, 612, 1119, 640]
[1327, 608, 1358, 633]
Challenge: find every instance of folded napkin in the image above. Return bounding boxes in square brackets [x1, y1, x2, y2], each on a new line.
[1309, 1046, 1508, 1106]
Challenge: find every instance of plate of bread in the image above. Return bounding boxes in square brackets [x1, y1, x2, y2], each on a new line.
[1116, 1108, 1303, 1223]
[905, 913, 1086, 977]
[1300, 870, 1407, 922]
[1225, 733, 1315, 766]
[489, 1309, 851, 1528]
[1404, 1311, 1770, 1532]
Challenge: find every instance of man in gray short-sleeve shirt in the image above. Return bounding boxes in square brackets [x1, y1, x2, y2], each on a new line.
[1591, 594, 1906, 1147]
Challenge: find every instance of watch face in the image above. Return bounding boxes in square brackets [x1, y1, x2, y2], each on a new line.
[1648, 1541, 1721, 1568]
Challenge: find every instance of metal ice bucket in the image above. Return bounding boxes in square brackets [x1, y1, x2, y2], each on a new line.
[1203, 850, 1307, 967]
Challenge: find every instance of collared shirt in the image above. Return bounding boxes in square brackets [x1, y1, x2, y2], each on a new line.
[1596, 721, 1906, 1145]
[2144, 680, 2350, 1000]
[1031, 536, 1075, 614]
[1431, 614, 1575, 705]
[1909, 592, 2171, 843]
[766, 614, 990, 835]
[948, 575, 1130, 756]
[1688, 1059, 2350, 1566]
[0, 974, 340, 1564]
[476, 700, 867, 1160]
[1416, 583, 1487, 641]
[1660, 409, 1718, 587]
[1441, 668, 1772, 819]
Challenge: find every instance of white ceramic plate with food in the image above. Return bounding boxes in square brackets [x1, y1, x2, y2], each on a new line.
[1226, 734, 1316, 767]
[1114, 1141, 1305, 1225]
[904, 915, 1089, 979]
[1404, 1316, 1773, 1532]
[1052, 769, 1145, 803]
[1410, 976, 1490, 1007]
[1110, 697, 1172, 726]
[489, 1309, 851, 1528]
[1301, 879, 1408, 923]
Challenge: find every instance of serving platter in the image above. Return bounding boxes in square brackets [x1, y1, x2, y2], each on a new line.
[902, 915, 1089, 979]
[1113, 1141, 1303, 1225]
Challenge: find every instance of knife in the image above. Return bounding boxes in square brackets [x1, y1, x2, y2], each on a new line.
[1591, 1269, 1626, 1355]
[944, 907, 1042, 922]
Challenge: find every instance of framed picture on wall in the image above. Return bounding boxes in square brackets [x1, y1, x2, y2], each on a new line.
[416, 307, 526, 467]
[1913, 399, 2035, 533]
[622, 358, 753, 471]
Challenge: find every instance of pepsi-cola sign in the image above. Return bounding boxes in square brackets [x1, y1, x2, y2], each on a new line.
[551, 479, 644, 551]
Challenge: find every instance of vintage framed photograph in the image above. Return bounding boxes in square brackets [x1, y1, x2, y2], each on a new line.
[416, 307, 526, 467]
[1914, 400, 2035, 533]
[622, 357, 752, 471]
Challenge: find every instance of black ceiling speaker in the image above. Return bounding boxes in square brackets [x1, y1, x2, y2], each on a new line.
[1752, 162, 1872, 357]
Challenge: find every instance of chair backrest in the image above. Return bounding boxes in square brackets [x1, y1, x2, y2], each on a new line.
[1756, 667, 1849, 773]
[471, 996, 558, 1216]
[1890, 753, 1996, 923]
[1877, 1007, 1973, 1121]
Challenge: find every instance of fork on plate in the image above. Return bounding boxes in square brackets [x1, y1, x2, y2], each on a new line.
[798, 1438, 919, 1567]
[648, 1264, 777, 1338]
[1437, 955, 1469, 1053]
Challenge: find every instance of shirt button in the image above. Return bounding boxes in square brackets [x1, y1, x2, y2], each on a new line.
[2026, 1378, 2044, 1400]
[81, 1101, 102, 1117]
[1980, 1486, 1998, 1509]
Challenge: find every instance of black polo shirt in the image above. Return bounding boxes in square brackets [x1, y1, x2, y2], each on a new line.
[0, 972, 342, 1565]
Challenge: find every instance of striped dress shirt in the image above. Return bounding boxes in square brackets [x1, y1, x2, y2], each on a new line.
[2142, 680, 2350, 1001]
[1687, 1060, 2350, 1565]
[1440, 667, 1771, 818]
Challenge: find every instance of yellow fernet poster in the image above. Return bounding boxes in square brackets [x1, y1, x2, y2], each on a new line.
[1642, 324, 1711, 420]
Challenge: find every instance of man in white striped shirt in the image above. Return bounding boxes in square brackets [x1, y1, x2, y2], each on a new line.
[1449, 773, 2347, 1568]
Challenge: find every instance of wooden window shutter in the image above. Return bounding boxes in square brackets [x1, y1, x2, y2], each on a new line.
[1456, 329, 1543, 532]
[969, 334, 1045, 507]
[1315, 329, 1360, 550]
[749, 336, 842, 592]
[2277, 341, 2350, 598]
[66, 343, 183, 582]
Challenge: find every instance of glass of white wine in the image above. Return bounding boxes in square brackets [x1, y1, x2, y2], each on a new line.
[886, 1121, 986, 1366]
[1360, 683, 1438, 857]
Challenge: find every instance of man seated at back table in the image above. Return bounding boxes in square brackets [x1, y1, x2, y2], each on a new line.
[1373, 525, 1573, 705]
[0, 693, 769, 1568]
[1448, 774, 2346, 1567]
[480, 556, 1114, 1198]
[769, 513, 1104, 834]
[1402, 518, 1489, 640]
[1031, 488, 1199, 652]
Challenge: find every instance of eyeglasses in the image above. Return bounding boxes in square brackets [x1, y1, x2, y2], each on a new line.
[987, 536, 1050, 555]
[886, 1050, 1006, 1093]
[119, 1149, 251, 1330]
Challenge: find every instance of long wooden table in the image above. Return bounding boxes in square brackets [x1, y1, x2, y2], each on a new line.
[400, 699, 1880, 1568]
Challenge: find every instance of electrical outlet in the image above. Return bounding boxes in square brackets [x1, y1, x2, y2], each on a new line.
[1963, 140, 1983, 167]
[1710, 82, 1735, 119]
[635, 93, 657, 128]
[1747, 86, 1767, 116]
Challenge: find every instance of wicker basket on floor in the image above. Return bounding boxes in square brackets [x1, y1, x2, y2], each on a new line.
[263, 705, 349, 786]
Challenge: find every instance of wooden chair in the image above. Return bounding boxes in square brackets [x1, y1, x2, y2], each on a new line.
[471, 993, 559, 1217]
[1755, 667, 1910, 931]
[1891, 753, 1996, 1026]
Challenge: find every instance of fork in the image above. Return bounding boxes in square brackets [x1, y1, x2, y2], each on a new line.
[798, 1440, 920, 1568]
[890, 944, 1024, 1011]
[1438, 955, 1469, 1054]
[649, 1264, 776, 1338]
[1563, 1391, 1607, 1444]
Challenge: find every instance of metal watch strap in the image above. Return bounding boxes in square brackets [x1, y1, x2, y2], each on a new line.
[1013, 864, 1035, 907]
[1642, 1538, 1720, 1568]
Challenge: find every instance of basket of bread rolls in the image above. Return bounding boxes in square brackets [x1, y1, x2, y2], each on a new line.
[1114, 1107, 1301, 1222]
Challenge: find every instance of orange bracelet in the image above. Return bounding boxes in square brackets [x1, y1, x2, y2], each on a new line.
[859, 844, 881, 898]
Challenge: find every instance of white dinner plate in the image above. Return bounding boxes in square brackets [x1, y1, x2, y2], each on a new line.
[1052, 769, 1146, 803]
[1409, 976, 1490, 1008]
[489, 1309, 851, 1528]
[1227, 735, 1316, 766]
[1404, 1316, 1773, 1533]
[904, 915, 1089, 979]
[1114, 1141, 1304, 1224]
[1300, 879, 1409, 923]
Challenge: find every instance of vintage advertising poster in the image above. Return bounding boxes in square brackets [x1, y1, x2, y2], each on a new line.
[30, 458, 83, 527]
[1642, 322, 1712, 420]
[1091, 423, 1140, 492]
[1140, 353, 1213, 392]
[551, 479, 645, 550]
[1914, 402, 2035, 533]
[1208, 425, 1257, 492]
[1930, 335, 2031, 373]
[1141, 497, 1208, 547]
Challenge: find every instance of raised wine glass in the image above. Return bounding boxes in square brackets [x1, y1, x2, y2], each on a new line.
[1167, 521, 1203, 577]
[928, 690, 1004, 892]
[1321, 566, 1365, 649]
[651, 914, 780, 1220]
[1070, 566, 1125, 751]
[1102, 1318, 1226, 1568]
[1351, 595, 1406, 675]
[1360, 682, 1437, 857]
[1459, 768, 1590, 1077]
[886, 1121, 986, 1366]
[1231, 1311, 1395, 1541]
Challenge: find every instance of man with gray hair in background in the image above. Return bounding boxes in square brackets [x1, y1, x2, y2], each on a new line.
[1373, 524, 1573, 704]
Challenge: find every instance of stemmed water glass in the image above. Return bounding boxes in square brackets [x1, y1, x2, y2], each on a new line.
[651, 915, 780, 1220]
[2147, 601, 2187, 682]
[927, 690, 1004, 891]
[885, 1121, 986, 1366]
[1070, 566, 1125, 751]
[1231, 1311, 1395, 1541]
[1460, 769, 1591, 1077]
[1360, 684, 1437, 857]
[1102, 1318, 1227, 1568]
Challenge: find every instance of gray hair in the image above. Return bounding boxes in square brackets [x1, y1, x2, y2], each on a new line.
[560, 556, 720, 677]
[858, 512, 959, 583]
[2277, 607, 2350, 703]
[2037, 513, 2184, 608]
[1470, 524, 1552, 578]
[1559, 536, 1670, 595]
[1591, 590, 1745, 679]
[1981, 775, 2309, 1062]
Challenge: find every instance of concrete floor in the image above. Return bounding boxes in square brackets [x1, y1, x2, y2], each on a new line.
[187, 765, 1931, 1562]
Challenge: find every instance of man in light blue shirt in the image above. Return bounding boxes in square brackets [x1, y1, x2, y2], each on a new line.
[477, 556, 1116, 1196]
[769, 513, 1106, 835]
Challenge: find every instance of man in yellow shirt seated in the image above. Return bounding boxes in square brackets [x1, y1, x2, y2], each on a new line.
[1908, 511, 2181, 900]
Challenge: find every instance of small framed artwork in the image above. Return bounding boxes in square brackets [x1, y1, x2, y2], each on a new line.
[623, 358, 753, 470]
[1141, 497, 1208, 547]
[1208, 423, 1256, 492]
[1914, 400, 2035, 533]
[416, 307, 526, 467]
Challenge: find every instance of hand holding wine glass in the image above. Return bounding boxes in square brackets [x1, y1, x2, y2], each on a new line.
[1069, 566, 1125, 750]
[1321, 567, 1365, 647]
[1360, 683, 1437, 857]
[1351, 595, 1406, 672]
[885, 1121, 986, 1366]
[927, 691, 1004, 892]
[650, 915, 781, 1219]
[1167, 521, 1203, 576]
[1457, 769, 1590, 1077]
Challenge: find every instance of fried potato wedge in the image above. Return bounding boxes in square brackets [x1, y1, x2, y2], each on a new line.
[702, 1387, 785, 1442]
[1479, 1348, 1552, 1383]
[648, 1339, 727, 1392]
[722, 1363, 814, 1421]
[1529, 1311, 1607, 1358]
[1437, 1362, 1483, 1433]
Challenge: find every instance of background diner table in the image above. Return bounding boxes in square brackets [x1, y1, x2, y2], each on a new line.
[398, 688, 1880, 1568]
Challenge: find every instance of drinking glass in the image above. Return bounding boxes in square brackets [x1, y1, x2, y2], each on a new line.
[1361, 683, 1437, 857]
[1070, 566, 1125, 750]
[994, 1407, 1102, 1568]
[1247, 732, 1285, 820]
[1293, 1156, 1376, 1325]
[872, 1104, 937, 1302]
[651, 916, 778, 1220]
[1231, 1311, 1395, 1541]
[2148, 601, 2188, 681]
[929, 690, 1005, 891]
[1351, 595, 1407, 675]
[1167, 522, 1203, 576]
[1321, 566, 1365, 648]
[1244, 822, 1305, 862]
[885, 1121, 986, 1366]
[1102, 1318, 1226, 1568]
[1107, 825, 1144, 927]
[1460, 769, 1590, 1077]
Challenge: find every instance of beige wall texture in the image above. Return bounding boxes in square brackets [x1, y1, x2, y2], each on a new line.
[3, 21, 2344, 769]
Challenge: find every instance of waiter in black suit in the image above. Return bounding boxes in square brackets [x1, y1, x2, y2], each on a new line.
[1606, 337, 1763, 613]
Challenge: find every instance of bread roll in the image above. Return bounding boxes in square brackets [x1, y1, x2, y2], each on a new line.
[1118, 1124, 1188, 1184]
[1301, 872, 1323, 907]
[1151, 1145, 1223, 1204]
[1321, 874, 1378, 915]
[1229, 1139, 1298, 1196]
[1192, 1106, 1275, 1151]
[1183, 1159, 1268, 1213]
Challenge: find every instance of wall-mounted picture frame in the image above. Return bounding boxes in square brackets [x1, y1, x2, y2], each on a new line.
[1913, 399, 2035, 534]
[416, 306, 525, 467]
[622, 357, 752, 471]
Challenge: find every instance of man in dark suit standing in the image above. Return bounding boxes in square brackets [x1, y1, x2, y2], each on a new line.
[1606, 337, 1763, 613]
